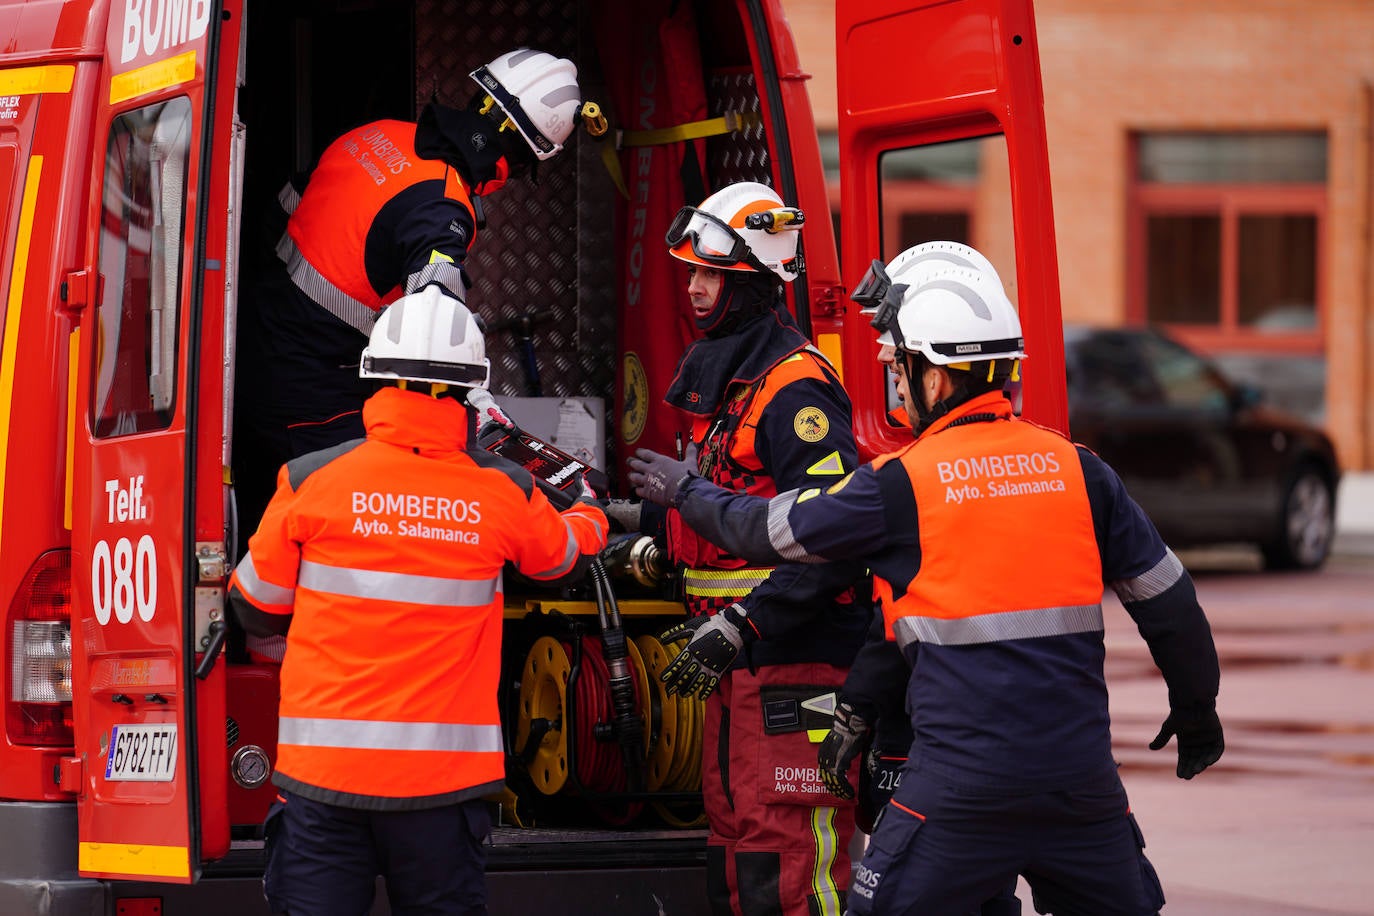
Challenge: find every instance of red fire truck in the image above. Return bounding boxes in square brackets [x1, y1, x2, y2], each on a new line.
[0, 0, 1064, 912]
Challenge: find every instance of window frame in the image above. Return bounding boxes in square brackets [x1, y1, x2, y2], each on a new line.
[90, 97, 194, 439]
[1126, 137, 1326, 356]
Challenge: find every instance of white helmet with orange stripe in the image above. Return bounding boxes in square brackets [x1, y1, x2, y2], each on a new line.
[665, 181, 804, 282]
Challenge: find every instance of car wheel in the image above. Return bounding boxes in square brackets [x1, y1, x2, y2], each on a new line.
[1261, 464, 1335, 571]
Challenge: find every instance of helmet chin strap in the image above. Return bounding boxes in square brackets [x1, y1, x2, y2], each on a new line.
[902, 351, 979, 434]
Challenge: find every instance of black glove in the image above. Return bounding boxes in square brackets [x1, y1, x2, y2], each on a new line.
[816, 700, 870, 800]
[657, 605, 751, 700]
[1149, 703, 1224, 779]
[627, 446, 698, 508]
[603, 498, 644, 533]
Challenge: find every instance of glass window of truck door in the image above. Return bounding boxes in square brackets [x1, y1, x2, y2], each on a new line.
[92, 98, 191, 438]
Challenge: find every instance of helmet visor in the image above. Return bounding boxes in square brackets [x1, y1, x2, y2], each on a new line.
[851, 258, 892, 316]
[864, 272, 908, 345]
[665, 206, 752, 267]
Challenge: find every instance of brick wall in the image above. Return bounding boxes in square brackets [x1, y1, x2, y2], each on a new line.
[779, 0, 1374, 469]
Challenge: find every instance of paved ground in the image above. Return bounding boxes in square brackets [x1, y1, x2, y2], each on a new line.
[1078, 546, 1374, 915]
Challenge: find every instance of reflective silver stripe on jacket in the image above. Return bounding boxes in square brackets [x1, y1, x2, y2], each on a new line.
[683, 567, 777, 599]
[298, 559, 499, 607]
[278, 180, 301, 215]
[892, 603, 1104, 649]
[279, 717, 503, 753]
[406, 261, 468, 299]
[523, 525, 579, 580]
[276, 232, 379, 335]
[1111, 547, 1185, 603]
[767, 489, 822, 562]
[233, 554, 296, 608]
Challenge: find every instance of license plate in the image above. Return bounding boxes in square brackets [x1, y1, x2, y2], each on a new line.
[105, 723, 178, 782]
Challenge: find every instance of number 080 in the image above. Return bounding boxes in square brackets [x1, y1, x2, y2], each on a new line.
[91, 535, 157, 624]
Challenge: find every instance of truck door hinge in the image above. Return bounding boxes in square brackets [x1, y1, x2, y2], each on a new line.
[196, 542, 228, 583]
[56, 756, 82, 793]
[814, 284, 846, 317]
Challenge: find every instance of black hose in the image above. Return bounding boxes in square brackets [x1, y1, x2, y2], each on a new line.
[591, 561, 646, 791]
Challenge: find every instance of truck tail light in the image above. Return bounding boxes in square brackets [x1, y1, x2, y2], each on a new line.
[7, 550, 74, 746]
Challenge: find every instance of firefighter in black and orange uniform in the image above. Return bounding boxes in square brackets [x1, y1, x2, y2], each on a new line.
[632, 181, 869, 916]
[630, 263, 1224, 916]
[228, 288, 608, 916]
[233, 48, 585, 566]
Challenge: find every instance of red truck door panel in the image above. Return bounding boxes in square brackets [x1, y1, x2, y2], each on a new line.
[70, 0, 242, 883]
[836, 0, 1066, 456]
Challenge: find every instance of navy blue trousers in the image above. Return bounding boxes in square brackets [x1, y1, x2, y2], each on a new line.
[847, 765, 1164, 916]
[263, 790, 491, 916]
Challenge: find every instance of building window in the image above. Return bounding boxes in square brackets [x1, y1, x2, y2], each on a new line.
[1128, 132, 1326, 352]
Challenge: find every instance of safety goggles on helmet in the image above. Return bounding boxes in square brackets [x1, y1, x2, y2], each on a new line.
[853, 258, 909, 339]
[665, 206, 760, 269]
[471, 64, 559, 159]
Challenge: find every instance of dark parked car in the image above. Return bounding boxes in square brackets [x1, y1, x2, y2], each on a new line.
[1046, 325, 1341, 570]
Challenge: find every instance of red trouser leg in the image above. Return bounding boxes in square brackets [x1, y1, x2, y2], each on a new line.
[701, 663, 856, 916]
[704, 676, 740, 916]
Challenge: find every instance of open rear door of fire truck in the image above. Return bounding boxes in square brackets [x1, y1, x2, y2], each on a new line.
[835, 0, 1067, 455]
[68, 0, 245, 883]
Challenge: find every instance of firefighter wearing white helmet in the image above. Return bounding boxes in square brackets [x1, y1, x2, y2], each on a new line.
[231, 285, 608, 916]
[876, 265, 1026, 433]
[628, 259, 1222, 916]
[360, 285, 491, 389]
[851, 241, 1009, 431]
[232, 47, 586, 567]
[624, 180, 869, 915]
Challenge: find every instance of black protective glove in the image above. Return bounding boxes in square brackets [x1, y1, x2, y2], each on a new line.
[627, 445, 698, 508]
[816, 700, 870, 800]
[657, 604, 752, 700]
[603, 498, 644, 533]
[1149, 703, 1224, 779]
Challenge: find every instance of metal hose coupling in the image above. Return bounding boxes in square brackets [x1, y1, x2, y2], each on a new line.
[600, 534, 670, 587]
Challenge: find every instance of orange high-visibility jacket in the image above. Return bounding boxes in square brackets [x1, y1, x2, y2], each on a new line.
[873, 396, 1104, 648]
[283, 120, 476, 333]
[229, 387, 608, 808]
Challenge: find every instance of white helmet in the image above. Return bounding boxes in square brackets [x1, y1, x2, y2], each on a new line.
[359, 286, 491, 388]
[470, 49, 581, 162]
[855, 241, 1005, 345]
[889, 266, 1026, 366]
[665, 181, 804, 282]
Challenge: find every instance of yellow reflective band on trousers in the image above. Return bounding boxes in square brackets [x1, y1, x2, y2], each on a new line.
[892, 603, 1104, 649]
[79, 842, 189, 879]
[682, 566, 776, 599]
[279, 717, 503, 753]
[810, 806, 843, 916]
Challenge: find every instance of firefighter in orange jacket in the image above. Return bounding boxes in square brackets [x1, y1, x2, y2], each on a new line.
[641, 181, 869, 916]
[228, 288, 608, 916]
[233, 48, 585, 562]
[630, 264, 1224, 915]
